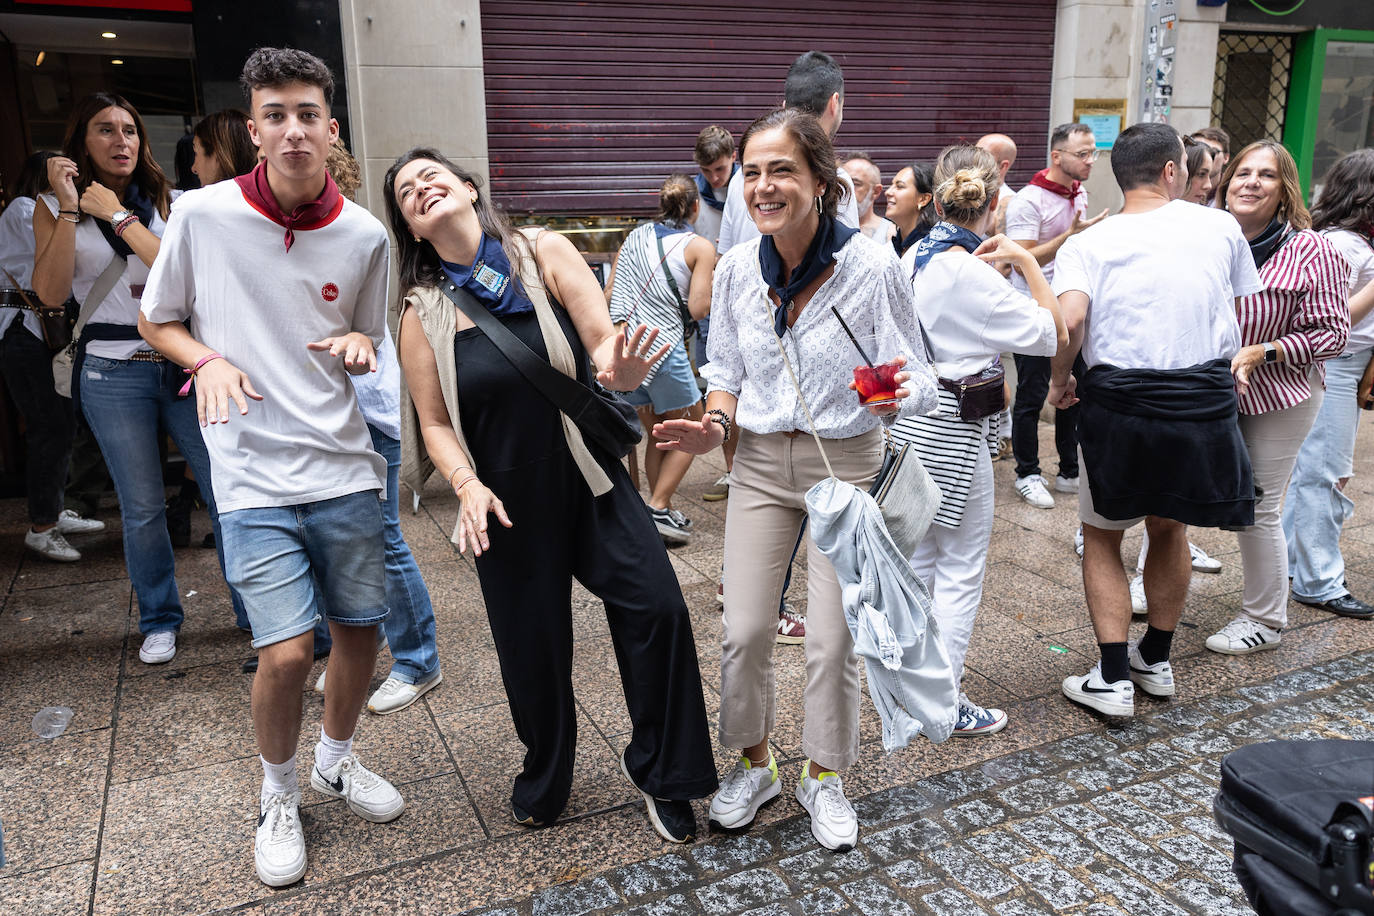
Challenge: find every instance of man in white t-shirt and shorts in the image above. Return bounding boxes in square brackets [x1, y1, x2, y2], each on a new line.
[139, 47, 403, 888]
[1048, 122, 1263, 719]
[1005, 123, 1106, 510]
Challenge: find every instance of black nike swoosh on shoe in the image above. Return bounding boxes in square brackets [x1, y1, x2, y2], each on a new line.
[1129, 665, 1161, 675]
[258, 811, 266, 827]
[1079, 684, 1123, 694]
[315, 767, 344, 793]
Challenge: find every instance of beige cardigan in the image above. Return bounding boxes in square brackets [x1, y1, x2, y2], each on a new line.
[399, 228, 613, 543]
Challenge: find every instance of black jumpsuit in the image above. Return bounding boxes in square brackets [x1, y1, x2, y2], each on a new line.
[454, 304, 718, 822]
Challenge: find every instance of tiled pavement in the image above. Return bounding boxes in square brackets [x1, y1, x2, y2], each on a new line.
[4, 418, 1374, 915]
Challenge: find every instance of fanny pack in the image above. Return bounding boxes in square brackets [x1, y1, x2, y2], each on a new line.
[937, 360, 1006, 422]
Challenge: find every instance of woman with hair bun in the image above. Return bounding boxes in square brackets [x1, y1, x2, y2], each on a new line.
[605, 173, 715, 543]
[656, 107, 936, 852]
[1281, 149, 1374, 620]
[891, 145, 1066, 737]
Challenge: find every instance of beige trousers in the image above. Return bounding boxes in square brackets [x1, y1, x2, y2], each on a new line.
[718, 427, 881, 770]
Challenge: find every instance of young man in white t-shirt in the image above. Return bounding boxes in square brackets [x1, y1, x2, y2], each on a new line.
[139, 47, 402, 888]
[1047, 122, 1263, 719]
[1005, 123, 1107, 510]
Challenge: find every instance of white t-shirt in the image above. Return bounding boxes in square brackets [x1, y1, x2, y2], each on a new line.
[716, 165, 861, 256]
[1052, 200, 1263, 371]
[693, 197, 725, 249]
[0, 197, 40, 340]
[1005, 183, 1088, 293]
[903, 246, 1057, 379]
[40, 193, 169, 360]
[350, 324, 401, 441]
[862, 217, 897, 246]
[141, 179, 388, 512]
[1323, 228, 1374, 355]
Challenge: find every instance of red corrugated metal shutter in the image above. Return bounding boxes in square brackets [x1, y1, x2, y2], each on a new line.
[480, 0, 1058, 217]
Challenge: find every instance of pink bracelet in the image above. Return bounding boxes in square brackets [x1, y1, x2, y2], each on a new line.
[113, 214, 139, 236]
[178, 352, 224, 396]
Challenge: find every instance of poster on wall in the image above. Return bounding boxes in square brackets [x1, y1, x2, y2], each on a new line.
[1138, 0, 1178, 124]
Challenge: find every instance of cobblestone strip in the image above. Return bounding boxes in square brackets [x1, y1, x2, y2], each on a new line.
[463, 649, 1374, 916]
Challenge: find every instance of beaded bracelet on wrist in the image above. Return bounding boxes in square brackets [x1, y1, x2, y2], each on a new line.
[706, 408, 733, 443]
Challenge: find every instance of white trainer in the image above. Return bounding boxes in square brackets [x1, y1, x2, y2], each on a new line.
[56, 509, 106, 534]
[796, 764, 859, 852]
[1189, 541, 1223, 573]
[139, 630, 177, 664]
[368, 673, 443, 715]
[314, 669, 326, 694]
[1054, 474, 1080, 494]
[255, 791, 306, 887]
[1129, 573, 1148, 615]
[25, 527, 80, 562]
[1127, 643, 1175, 697]
[708, 752, 781, 831]
[1014, 475, 1055, 509]
[1206, 617, 1281, 656]
[310, 754, 405, 823]
[1062, 664, 1134, 717]
[1074, 525, 1084, 559]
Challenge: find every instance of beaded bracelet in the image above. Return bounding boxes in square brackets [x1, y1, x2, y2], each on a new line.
[706, 408, 733, 443]
[113, 214, 139, 236]
[178, 352, 225, 396]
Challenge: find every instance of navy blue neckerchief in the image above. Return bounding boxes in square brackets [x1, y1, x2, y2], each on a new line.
[893, 219, 933, 258]
[912, 221, 984, 273]
[1248, 218, 1291, 271]
[440, 233, 534, 317]
[95, 179, 155, 260]
[652, 219, 691, 240]
[759, 215, 857, 337]
[695, 164, 738, 211]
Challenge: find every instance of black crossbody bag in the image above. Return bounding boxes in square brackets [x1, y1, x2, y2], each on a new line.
[439, 281, 642, 458]
[654, 231, 698, 343]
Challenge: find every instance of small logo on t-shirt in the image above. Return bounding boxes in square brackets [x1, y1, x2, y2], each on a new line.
[321, 282, 339, 302]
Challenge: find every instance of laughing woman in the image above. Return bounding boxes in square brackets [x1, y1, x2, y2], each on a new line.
[656, 108, 937, 852]
[385, 148, 716, 844]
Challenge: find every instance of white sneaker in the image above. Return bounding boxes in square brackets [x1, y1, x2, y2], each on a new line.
[796, 763, 859, 852]
[25, 527, 80, 562]
[1054, 474, 1080, 494]
[310, 754, 405, 823]
[1205, 617, 1281, 656]
[1014, 475, 1055, 509]
[56, 509, 106, 535]
[314, 669, 326, 694]
[1189, 541, 1222, 574]
[708, 752, 781, 831]
[139, 630, 177, 664]
[1074, 525, 1084, 559]
[1127, 643, 1175, 697]
[1129, 573, 1148, 615]
[255, 791, 306, 887]
[1062, 664, 1134, 717]
[368, 673, 443, 715]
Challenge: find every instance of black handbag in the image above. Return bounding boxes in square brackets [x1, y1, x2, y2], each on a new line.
[938, 361, 1006, 422]
[439, 281, 643, 458]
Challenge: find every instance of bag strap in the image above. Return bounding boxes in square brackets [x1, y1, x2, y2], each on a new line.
[766, 308, 838, 481]
[438, 279, 606, 428]
[654, 231, 692, 324]
[72, 254, 125, 343]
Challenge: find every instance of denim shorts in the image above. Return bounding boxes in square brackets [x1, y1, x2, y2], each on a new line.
[219, 489, 388, 648]
[625, 342, 701, 414]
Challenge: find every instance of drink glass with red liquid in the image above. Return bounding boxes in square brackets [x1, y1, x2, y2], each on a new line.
[851, 335, 902, 406]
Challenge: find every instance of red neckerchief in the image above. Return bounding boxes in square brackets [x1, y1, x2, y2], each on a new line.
[1028, 168, 1082, 202]
[234, 160, 344, 252]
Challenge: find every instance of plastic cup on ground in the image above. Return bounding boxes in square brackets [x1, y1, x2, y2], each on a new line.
[31, 706, 73, 739]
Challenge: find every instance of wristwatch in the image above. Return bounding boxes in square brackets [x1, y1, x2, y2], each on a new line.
[109, 209, 132, 225]
[1262, 342, 1279, 363]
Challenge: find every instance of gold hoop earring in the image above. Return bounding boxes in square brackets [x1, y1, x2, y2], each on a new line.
[814, 195, 823, 215]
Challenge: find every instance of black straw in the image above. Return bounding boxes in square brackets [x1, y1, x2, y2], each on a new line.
[829, 306, 874, 367]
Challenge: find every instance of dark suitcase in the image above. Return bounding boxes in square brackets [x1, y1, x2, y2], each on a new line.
[1214, 739, 1374, 916]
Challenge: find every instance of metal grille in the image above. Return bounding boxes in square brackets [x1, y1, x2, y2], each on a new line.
[1212, 32, 1293, 150]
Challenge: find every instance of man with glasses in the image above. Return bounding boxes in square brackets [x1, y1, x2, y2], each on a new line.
[1006, 123, 1108, 511]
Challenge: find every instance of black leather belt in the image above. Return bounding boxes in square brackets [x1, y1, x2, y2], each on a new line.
[0, 288, 40, 308]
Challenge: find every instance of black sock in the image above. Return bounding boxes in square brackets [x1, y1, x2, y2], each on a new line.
[1099, 642, 1129, 684]
[1136, 626, 1174, 666]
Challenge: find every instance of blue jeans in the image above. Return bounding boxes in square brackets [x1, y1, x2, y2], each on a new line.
[368, 425, 440, 684]
[1282, 349, 1370, 602]
[80, 357, 241, 635]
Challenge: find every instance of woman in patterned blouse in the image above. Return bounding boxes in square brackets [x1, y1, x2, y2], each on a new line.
[1206, 140, 1350, 657]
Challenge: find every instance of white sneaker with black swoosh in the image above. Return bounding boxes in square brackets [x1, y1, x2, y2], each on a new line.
[1062, 663, 1134, 717]
[310, 754, 405, 823]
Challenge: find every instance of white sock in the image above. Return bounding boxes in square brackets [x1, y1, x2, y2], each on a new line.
[260, 754, 298, 805]
[314, 726, 353, 775]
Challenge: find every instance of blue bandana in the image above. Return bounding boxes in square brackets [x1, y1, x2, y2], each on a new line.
[440, 233, 534, 317]
[96, 179, 155, 260]
[695, 164, 738, 212]
[652, 219, 691, 239]
[759, 215, 858, 337]
[912, 221, 984, 274]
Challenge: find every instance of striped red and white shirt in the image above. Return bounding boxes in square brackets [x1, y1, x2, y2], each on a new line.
[1236, 228, 1350, 415]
